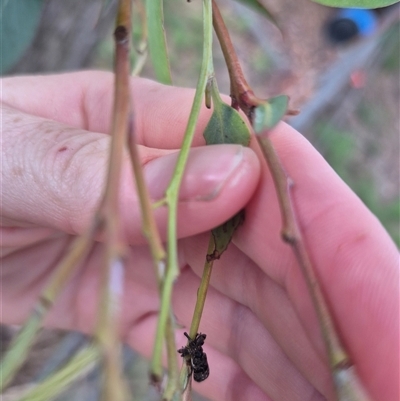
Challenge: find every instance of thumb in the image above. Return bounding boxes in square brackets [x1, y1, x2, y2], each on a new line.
[1, 105, 260, 243]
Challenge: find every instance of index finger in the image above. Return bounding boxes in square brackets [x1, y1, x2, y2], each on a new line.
[0, 70, 210, 149]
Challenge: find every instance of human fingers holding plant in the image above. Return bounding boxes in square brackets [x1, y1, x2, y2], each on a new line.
[0, 69, 260, 318]
[174, 122, 399, 401]
[1, 72, 398, 401]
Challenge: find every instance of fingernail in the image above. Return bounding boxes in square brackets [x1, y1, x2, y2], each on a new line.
[145, 145, 244, 201]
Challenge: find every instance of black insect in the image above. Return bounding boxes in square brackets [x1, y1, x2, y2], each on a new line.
[178, 332, 210, 382]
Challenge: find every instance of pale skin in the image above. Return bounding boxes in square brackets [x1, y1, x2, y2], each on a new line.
[0, 71, 398, 401]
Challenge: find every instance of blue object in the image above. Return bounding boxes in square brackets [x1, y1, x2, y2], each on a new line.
[326, 8, 379, 43]
[337, 9, 378, 37]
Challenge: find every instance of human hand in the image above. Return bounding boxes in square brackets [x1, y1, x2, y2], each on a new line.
[1, 71, 398, 401]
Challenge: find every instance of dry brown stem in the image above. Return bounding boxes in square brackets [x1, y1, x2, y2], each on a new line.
[256, 135, 350, 370]
[212, 0, 263, 116]
[94, 2, 133, 400]
[210, 3, 375, 400]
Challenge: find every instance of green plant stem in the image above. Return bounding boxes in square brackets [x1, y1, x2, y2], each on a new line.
[161, 313, 180, 400]
[184, 71, 249, 337]
[128, 115, 180, 398]
[0, 222, 99, 393]
[188, 236, 215, 340]
[127, 127, 166, 276]
[150, 0, 213, 383]
[146, 0, 172, 84]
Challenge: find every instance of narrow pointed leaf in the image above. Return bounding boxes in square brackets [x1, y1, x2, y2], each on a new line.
[310, 0, 399, 8]
[146, 0, 172, 84]
[253, 95, 288, 134]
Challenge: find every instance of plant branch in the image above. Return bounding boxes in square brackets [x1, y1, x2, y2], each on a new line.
[127, 125, 166, 277]
[212, 0, 262, 116]
[256, 134, 374, 401]
[257, 135, 349, 368]
[127, 70, 181, 401]
[186, 74, 249, 341]
[94, 2, 133, 400]
[213, 0, 350, 367]
[188, 236, 215, 340]
[212, 3, 371, 399]
[0, 16, 134, 388]
[0, 221, 100, 393]
[150, 0, 213, 385]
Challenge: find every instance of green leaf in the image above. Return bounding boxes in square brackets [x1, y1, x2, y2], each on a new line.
[309, 0, 399, 8]
[232, 0, 279, 27]
[146, 0, 172, 85]
[203, 80, 250, 261]
[253, 95, 288, 134]
[0, 0, 45, 75]
[207, 211, 245, 261]
[203, 81, 251, 146]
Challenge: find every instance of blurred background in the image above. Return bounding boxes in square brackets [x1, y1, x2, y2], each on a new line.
[1, 0, 399, 400]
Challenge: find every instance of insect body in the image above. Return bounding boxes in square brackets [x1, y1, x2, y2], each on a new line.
[178, 332, 209, 382]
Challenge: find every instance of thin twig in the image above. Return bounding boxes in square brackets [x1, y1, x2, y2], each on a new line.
[0, 220, 100, 392]
[179, 237, 215, 387]
[212, 2, 372, 399]
[127, 122, 166, 276]
[257, 135, 350, 369]
[188, 236, 215, 340]
[94, 2, 133, 400]
[256, 135, 375, 401]
[127, 86, 179, 400]
[212, 0, 262, 115]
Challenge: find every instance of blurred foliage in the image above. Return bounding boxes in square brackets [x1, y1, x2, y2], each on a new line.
[0, 0, 44, 74]
[233, 0, 278, 25]
[313, 122, 400, 246]
[146, 0, 172, 84]
[163, 0, 203, 84]
[96, 0, 275, 89]
[381, 23, 400, 73]
[310, 0, 399, 8]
